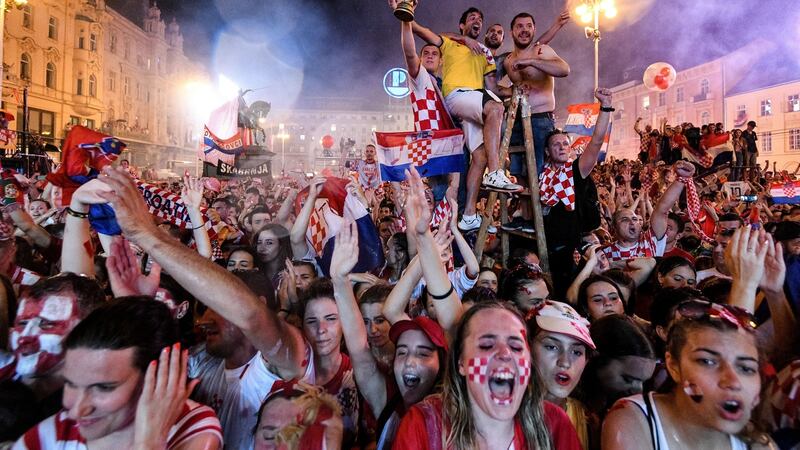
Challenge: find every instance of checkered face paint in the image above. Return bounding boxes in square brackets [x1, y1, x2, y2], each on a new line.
[11, 295, 81, 377]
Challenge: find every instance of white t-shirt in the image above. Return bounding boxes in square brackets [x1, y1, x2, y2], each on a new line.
[188, 344, 315, 450]
[411, 265, 477, 300]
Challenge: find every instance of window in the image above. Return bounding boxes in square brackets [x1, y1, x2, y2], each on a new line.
[108, 71, 116, 92]
[88, 75, 96, 97]
[791, 129, 800, 151]
[109, 34, 117, 53]
[19, 53, 31, 80]
[123, 77, 130, 95]
[737, 104, 746, 114]
[701, 111, 710, 125]
[760, 132, 772, 153]
[124, 41, 130, 60]
[48, 17, 57, 39]
[642, 95, 650, 111]
[84, 119, 95, 129]
[676, 87, 684, 103]
[45, 62, 55, 88]
[76, 78, 84, 95]
[788, 94, 800, 113]
[22, 5, 32, 29]
[700, 79, 710, 95]
[760, 99, 772, 116]
[69, 116, 80, 126]
[78, 30, 85, 49]
[20, 108, 55, 137]
[657, 92, 666, 107]
[90, 34, 97, 52]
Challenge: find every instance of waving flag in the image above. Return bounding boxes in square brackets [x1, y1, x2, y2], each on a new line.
[770, 181, 800, 204]
[45, 126, 125, 204]
[295, 178, 384, 276]
[373, 129, 463, 182]
[200, 97, 246, 166]
[564, 103, 612, 162]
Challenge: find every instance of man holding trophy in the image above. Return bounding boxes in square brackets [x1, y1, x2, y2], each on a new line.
[397, 4, 522, 233]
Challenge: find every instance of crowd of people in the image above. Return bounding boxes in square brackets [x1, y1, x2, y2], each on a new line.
[0, 3, 799, 450]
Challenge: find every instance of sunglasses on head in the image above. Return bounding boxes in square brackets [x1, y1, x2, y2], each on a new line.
[676, 300, 756, 332]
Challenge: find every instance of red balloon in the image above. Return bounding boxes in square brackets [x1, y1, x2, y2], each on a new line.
[654, 75, 669, 90]
[659, 67, 671, 77]
[322, 135, 334, 149]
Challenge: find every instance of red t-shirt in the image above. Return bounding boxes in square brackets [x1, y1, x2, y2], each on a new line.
[392, 395, 582, 450]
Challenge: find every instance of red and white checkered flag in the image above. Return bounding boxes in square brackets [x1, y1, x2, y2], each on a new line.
[430, 199, 452, 229]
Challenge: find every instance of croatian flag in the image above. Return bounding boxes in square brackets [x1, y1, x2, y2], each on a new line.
[295, 177, 384, 276]
[373, 129, 464, 182]
[200, 97, 246, 166]
[564, 103, 612, 162]
[770, 181, 800, 204]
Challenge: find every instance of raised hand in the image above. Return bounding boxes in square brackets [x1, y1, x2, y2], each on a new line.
[725, 226, 769, 289]
[133, 343, 199, 449]
[329, 221, 360, 280]
[181, 175, 204, 210]
[594, 88, 613, 107]
[106, 237, 161, 297]
[72, 178, 115, 205]
[557, 9, 570, 26]
[673, 160, 696, 178]
[403, 167, 431, 235]
[759, 236, 785, 293]
[97, 167, 158, 241]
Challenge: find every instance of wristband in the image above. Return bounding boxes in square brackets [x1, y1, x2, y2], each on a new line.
[430, 283, 455, 300]
[600, 106, 615, 112]
[66, 207, 89, 219]
[188, 221, 206, 230]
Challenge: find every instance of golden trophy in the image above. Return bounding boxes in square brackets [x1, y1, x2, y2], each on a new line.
[393, 0, 417, 22]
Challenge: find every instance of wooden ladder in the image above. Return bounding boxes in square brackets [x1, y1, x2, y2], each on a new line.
[472, 87, 550, 272]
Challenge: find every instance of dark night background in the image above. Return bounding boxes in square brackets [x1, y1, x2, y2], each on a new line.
[110, 0, 799, 117]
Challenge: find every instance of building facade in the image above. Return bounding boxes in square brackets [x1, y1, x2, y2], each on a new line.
[725, 80, 800, 172]
[1, 0, 204, 174]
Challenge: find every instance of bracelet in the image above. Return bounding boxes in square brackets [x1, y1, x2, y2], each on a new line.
[66, 207, 89, 219]
[429, 283, 455, 300]
[600, 106, 615, 112]
[188, 221, 206, 230]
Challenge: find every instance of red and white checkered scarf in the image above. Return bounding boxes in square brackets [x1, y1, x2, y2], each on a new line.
[680, 175, 714, 244]
[539, 160, 576, 211]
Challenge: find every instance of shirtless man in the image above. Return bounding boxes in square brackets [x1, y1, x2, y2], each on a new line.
[501, 12, 569, 231]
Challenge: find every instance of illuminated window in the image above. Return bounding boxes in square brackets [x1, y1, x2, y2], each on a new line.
[760, 132, 772, 153]
[788, 94, 800, 112]
[760, 99, 772, 116]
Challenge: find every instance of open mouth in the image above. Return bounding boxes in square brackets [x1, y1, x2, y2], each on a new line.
[488, 368, 516, 405]
[402, 373, 421, 389]
[719, 399, 743, 420]
[555, 372, 571, 386]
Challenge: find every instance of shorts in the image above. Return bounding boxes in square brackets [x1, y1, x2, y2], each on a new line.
[445, 88, 501, 153]
[507, 111, 555, 177]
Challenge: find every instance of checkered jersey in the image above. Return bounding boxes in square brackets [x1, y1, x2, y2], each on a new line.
[766, 360, 800, 430]
[539, 161, 576, 211]
[409, 66, 455, 132]
[603, 229, 664, 261]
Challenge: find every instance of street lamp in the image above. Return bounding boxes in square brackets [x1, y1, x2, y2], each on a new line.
[576, 0, 617, 95]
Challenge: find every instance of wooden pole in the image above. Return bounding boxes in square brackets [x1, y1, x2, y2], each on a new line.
[473, 89, 520, 262]
[519, 95, 550, 272]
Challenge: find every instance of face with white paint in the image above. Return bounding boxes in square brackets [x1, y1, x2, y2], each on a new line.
[11, 292, 82, 377]
[458, 307, 531, 421]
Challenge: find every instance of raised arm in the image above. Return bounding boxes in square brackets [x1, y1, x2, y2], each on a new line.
[383, 256, 422, 324]
[411, 20, 444, 47]
[651, 161, 695, 240]
[448, 198, 478, 278]
[329, 222, 388, 415]
[578, 88, 613, 178]
[290, 177, 325, 259]
[511, 45, 570, 78]
[97, 167, 308, 380]
[61, 180, 113, 277]
[535, 10, 570, 46]
[8, 207, 52, 249]
[181, 175, 211, 259]
[274, 188, 298, 229]
[405, 167, 462, 338]
[634, 117, 643, 135]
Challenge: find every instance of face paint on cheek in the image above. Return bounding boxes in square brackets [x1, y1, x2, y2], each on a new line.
[467, 357, 489, 384]
[683, 381, 704, 404]
[518, 357, 531, 386]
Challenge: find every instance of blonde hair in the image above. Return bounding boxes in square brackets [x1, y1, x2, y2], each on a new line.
[443, 301, 553, 450]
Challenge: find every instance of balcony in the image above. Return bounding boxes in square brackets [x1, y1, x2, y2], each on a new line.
[692, 92, 714, 103]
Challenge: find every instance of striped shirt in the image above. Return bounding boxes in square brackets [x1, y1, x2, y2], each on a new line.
[13, 400, 222, 450]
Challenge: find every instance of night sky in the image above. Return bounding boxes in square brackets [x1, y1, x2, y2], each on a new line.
[124, 0, 798, 116]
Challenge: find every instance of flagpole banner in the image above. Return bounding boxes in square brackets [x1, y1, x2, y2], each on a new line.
[200, 97, 246, 166]
[373, 128, 464, 182]
[295, 177, 384, 276]
[564, 103, 612, 161]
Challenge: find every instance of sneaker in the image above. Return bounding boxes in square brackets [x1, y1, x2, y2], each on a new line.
[487, 222, 497, 234]
[521, 220, 536, 234]
[501, 216, 525, 231]
[482, 170, 523, 192]
[458, 214, 482, 232]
